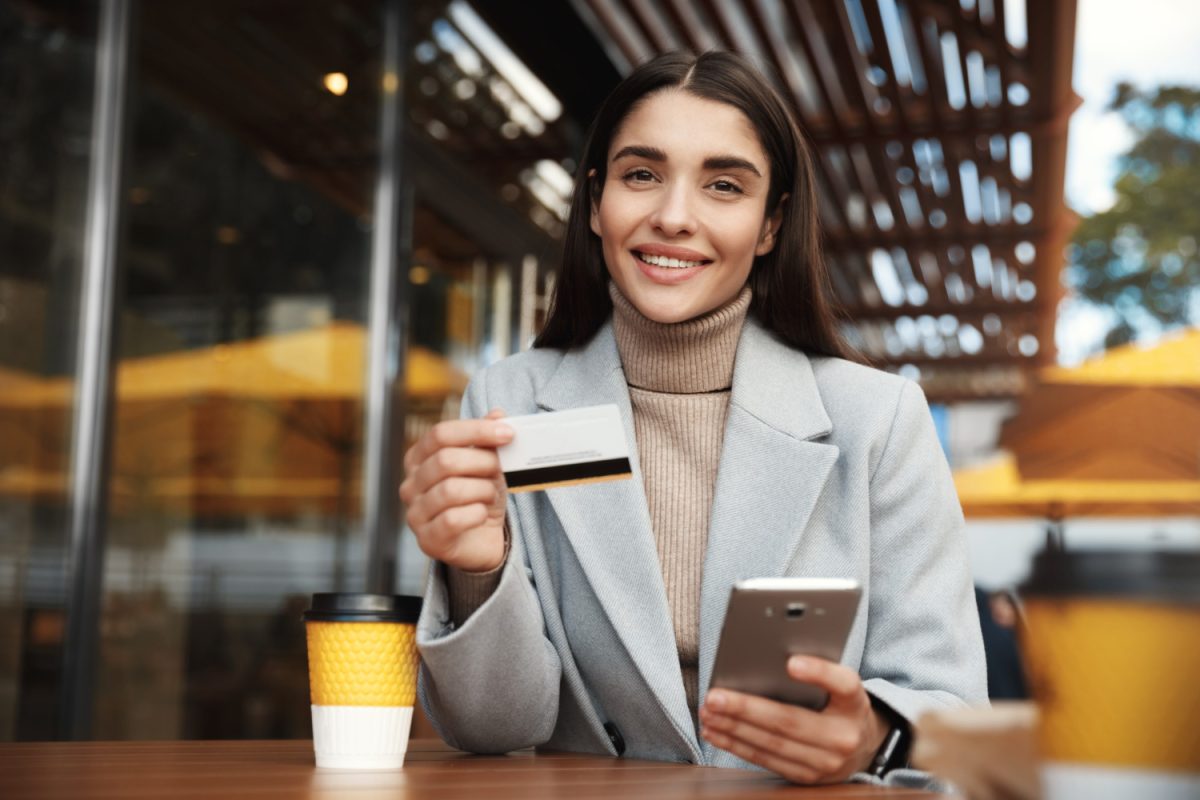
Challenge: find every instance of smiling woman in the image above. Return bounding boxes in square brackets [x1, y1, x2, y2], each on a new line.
[402, 51, 986, 787]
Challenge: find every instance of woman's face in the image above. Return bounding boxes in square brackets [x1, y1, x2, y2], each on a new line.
[591, 89, 782, 324]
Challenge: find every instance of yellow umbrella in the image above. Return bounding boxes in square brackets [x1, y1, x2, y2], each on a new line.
[0, 324, 468, 517]
[961, 329, 1200, 518]
[2, 323, 467, 404]
[954, 453, 1200, 519]
[1038, 327, 1200, 386]
[999, 327, 1200, 482]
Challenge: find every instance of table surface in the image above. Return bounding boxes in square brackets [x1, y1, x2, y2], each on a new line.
[0, 738, 942, 799]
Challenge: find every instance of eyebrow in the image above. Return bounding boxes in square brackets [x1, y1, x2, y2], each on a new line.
[610, 145, 763, 177]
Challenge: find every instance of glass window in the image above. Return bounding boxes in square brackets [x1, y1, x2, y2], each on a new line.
[95, 1, 382, 740]
[3, 0, 576, 742]
[0, 1, 99, 741]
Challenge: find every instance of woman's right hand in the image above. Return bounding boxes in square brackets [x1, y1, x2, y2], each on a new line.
[400, 409, 513, 573]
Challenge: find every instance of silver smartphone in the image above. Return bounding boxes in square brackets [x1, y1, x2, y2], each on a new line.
[709, 577, 862, 710]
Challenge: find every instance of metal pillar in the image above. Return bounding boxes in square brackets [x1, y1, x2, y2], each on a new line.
[60, 0, 133, 740]
[362, 0, 412, 595]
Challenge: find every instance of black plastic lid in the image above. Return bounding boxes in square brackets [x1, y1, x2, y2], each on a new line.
[303, 593, 423, 623]
[1022, 548, 1200, 603]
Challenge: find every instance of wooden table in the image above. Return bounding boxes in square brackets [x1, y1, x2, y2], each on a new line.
[0, 738, 941, 799]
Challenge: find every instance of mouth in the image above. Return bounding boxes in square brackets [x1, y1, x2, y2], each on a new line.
[632, 250, 712, 270]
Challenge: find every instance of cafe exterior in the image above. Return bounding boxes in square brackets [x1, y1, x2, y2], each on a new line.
[0, 0, 1076, 744]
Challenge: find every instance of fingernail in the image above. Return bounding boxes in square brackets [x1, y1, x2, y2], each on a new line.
[789, 656, 811, 674]
[494, 424, 513, 440]
[706, 691, 726, 711]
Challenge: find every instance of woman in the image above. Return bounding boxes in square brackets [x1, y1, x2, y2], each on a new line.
[401, 51, 986, 784]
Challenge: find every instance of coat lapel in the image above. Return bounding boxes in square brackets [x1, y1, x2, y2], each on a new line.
[697, 321, 840, 734]
[536, 323, 700, 759]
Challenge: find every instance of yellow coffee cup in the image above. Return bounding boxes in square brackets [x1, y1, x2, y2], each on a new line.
[304, 593, 422, 769]
[1020, 547, 1200, 798]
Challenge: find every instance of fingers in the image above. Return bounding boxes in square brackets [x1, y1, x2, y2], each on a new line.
[412, 502, 491, 555]
[700, 680, 872, 784]
[402, 415, 512, 473]
[700, 723, 838, 785]
[700, 694, 841, 782]
[788, 657, 868, 710]
[701, 689, 825, 747]
[405, 476, 498, 529]
[401, 446, 504, 504]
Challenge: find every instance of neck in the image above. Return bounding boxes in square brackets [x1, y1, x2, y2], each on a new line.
[609, 283, 752, 394]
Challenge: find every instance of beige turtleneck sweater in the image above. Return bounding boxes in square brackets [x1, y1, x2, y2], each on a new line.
[447, 283, 751, 715]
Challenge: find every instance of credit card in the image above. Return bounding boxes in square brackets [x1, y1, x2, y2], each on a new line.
[497, 404, 633, 493]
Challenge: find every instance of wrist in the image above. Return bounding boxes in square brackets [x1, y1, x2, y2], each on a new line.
[856, 708, 890, 773]
[865, 696, 911, 777]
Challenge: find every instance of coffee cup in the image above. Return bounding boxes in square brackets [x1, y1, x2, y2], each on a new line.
[303, 593, 423, 769]
[1020, 546, 1200, 798]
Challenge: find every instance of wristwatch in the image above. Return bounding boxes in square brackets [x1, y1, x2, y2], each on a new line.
[867, 696, 912, 777]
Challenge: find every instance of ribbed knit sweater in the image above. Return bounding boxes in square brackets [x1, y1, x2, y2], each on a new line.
[610, 283, 749, 711]
[446, 283, 751, 715]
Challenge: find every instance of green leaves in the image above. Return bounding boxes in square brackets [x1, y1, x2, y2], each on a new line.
[1068, 85, 1200, 349]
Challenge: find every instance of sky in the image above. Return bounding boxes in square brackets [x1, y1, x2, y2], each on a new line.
[1056, 0, 1200, 363]
[1066, 0, 1200, 214]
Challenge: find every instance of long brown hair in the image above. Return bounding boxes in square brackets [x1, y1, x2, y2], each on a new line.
[535, 51, 852, 360]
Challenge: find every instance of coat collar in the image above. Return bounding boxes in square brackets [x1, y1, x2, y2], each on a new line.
[535, 318, 839, 760]
[696, 319, 840, 762]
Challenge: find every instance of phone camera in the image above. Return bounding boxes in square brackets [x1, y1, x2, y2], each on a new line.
[786, 603, 806, 619]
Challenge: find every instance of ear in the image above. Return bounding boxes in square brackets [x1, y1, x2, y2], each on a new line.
[755, 193, 788, 257]
[587, 168, 602, 237]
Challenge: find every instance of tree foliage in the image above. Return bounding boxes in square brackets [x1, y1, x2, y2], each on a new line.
[1066, 83, 1200, 349]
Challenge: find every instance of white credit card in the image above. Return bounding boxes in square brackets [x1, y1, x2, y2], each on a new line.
[497, 404, 633, 493]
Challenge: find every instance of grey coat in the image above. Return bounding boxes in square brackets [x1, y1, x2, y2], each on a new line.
[416, 316, 987, 769]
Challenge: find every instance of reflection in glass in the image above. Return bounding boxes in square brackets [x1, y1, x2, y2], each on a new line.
[0, 1, 99, 741]
[3, 0, 572, 741]
[97, 1, 385, 740]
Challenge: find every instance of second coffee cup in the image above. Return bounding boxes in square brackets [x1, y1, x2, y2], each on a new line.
[1020, 546, 1200, 799]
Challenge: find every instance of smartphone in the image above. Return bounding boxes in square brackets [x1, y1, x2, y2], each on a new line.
[709, 577, 862, 710]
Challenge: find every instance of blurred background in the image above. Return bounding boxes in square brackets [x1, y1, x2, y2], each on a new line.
[0, 0, 1196, 742]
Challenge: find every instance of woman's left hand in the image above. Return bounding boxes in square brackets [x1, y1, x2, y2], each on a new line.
[698, 656, 888, 784]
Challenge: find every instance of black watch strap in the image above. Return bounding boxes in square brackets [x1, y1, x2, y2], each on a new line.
[867, 696, 912, 777]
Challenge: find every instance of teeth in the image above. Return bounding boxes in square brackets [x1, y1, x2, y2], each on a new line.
[639, 252, 704, 269]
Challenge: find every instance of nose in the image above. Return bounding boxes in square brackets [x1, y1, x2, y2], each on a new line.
[649, 182, 697, 237]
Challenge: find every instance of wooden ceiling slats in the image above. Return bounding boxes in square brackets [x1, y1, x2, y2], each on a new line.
[741, 1, 802, 103]
[586, 0, 654, 69]
[812, 158, 854, 235]
[827, 0, 887, 134]
[947, 7, 982, 135]
[705, 0, 765, 58]
[840, 1, 927, 250]
[825, 254, 860, 307]
[787, 0, 858, 135]
[823, 145, 872, 234]
[572, 0, 1076, 398]
[697, 0, 739, 53]
[854, 0, 909, 130]
[660, 0, 721, 52]
[982, 0, 1013, 135]
[627, 0, 684, 52]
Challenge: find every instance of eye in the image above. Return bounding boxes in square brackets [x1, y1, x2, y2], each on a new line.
[710, 179, 744, 195]
[622, 168, 656, 184]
